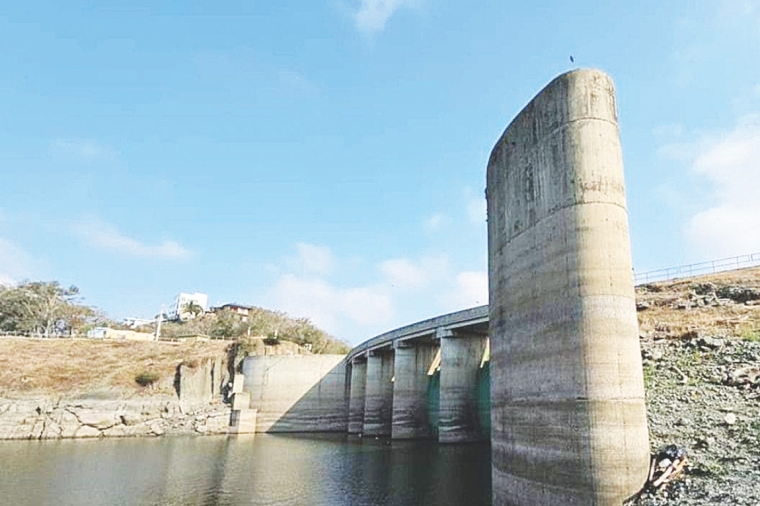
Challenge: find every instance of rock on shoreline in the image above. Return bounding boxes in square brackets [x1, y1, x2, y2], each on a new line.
[0, 396, 231, 440]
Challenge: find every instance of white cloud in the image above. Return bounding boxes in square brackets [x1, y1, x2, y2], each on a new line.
[676, 115, 760, 257]
[0, 238, 33, 285]
[294, 243, 334, 275]
[442, 270, 489, 309]
[269, 244, 394, 337]
[340, 286, 394, 325]
[271, 274, 393, 335]
[657, 139, 697, 161]
[380, 255, 447, 289]
[72, 219, 192, 260]
[267, 243, 485, 343]
[423, 213, 444, 232]
[353, 0, 417, 35]
[51, 138, 114, 160]
[466, 191, 487, 224]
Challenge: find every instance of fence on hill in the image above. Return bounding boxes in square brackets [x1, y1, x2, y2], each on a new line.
[634, 252, 760, 285]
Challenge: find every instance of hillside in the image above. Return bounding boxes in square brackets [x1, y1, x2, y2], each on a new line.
[634, 267, 760, 505]
[0, 336, 306, 397]
[0, 335, 320, 439]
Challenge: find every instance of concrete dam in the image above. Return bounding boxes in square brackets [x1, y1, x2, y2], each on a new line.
[242, 69, 650, 505]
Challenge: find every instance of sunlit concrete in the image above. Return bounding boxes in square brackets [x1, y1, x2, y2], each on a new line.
[487, 68, 650, 505]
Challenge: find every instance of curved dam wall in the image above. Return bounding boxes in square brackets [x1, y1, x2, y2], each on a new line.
[487, 69, 650, 505]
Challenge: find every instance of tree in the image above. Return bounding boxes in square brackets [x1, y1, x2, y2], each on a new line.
[0, 281, 94, 337]
[182, 301, 204, 319]
[209, 309, 242, 339]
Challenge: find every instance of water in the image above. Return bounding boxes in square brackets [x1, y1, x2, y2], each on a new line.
[0, 435, 492, 506]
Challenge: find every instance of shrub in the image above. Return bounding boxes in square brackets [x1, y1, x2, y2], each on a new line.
[135, 371, 160, 387]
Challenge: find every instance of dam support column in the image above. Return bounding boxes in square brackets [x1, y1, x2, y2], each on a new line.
[363, 349, 395, 436]
[487, 69, 650, 505]
[391, 340, 439, 439]
[438, 329, 488, 443]
[347, 358, 367, 434]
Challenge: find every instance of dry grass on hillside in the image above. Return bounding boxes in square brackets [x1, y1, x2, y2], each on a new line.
[636, 267, 760, 339]
[0, 338, 232, 397]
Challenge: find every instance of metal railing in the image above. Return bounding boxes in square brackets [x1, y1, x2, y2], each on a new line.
[634, 252, 760, 285]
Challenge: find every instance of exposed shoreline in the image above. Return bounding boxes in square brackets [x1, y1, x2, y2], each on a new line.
[0, 395, 231, 440]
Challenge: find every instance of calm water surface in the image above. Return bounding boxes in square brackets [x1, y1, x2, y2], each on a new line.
[0, 435, 491, 506]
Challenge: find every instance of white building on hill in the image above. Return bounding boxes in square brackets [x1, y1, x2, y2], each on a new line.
[168, 292, 209, 321]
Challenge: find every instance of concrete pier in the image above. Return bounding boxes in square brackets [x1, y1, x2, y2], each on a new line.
[438, 330, 488, 443]
[348, 359, 367, 434]
[391, 341, 439, 439]
[487, 69, 650, 505]
[363, 350, 395, 436]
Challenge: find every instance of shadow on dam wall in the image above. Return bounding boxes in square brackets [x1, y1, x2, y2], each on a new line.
[242, 354, 350, 433]
[241, 354, 491, 440]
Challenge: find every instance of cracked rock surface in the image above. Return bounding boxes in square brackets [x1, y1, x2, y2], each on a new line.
[0, 396, 232, 440]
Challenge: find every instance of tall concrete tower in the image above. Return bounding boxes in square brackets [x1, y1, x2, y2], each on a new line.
[487, 69, 650, 505]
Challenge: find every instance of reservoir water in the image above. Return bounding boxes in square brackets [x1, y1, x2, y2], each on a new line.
[0, 435, 491, 506]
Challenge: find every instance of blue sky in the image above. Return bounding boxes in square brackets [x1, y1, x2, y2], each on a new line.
[2, 1, 760, 344]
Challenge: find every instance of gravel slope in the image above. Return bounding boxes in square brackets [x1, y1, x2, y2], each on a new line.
[632, 268, 760, 505]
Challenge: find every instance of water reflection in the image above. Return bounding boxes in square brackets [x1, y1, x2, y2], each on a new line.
[0, 435, 491, 506]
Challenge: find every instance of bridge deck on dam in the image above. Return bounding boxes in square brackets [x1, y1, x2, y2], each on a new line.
[346, 305, 489, 361]
[345, 304, 492, 443]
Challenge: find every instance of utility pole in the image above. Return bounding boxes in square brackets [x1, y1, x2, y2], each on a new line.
[155, 305, 164, 341]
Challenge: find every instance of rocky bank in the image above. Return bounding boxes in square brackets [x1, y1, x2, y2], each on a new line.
[633, 269, 760, 505]
[0, 355, 232, 440]
[0, 396, 231, 440]
[0, 336, 306, 440]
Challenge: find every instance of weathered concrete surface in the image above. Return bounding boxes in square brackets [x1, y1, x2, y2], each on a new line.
[487, 68, 649, 505]
[242, 355, 347, 432]
[230, 392, 250, 411]
[363, 350, 395, 436]
[228, 408, 257, 434]
[391, 342, 438, 439]
[348, 360, 367, 434]
[439, 331, 488, 443]
[232, 373, 245, 394]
